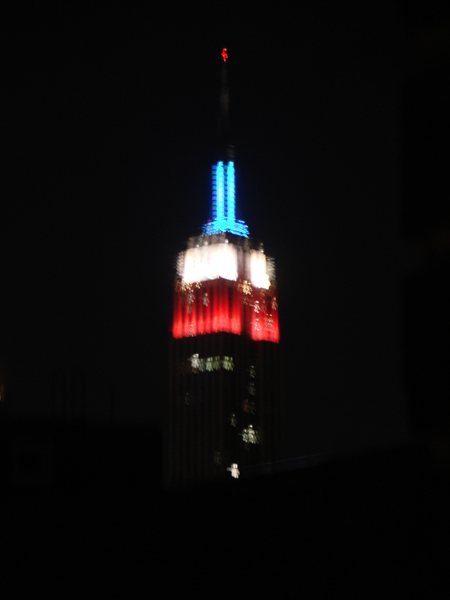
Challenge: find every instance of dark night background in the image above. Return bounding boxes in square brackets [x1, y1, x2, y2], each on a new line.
[2, 2, 450, 592]
[2, 3, 411, 450]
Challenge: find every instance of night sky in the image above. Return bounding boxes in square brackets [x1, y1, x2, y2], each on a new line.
[3, 4, 411, 457]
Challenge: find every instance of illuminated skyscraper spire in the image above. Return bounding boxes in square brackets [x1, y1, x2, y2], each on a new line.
[203, 48, 249, 237]
[169, 47, 280, 486]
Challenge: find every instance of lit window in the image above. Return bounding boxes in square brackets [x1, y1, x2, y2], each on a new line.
[183, 355, 235, 374]
[228, 413, 237, 427]
[187, 288, 194, 313]
[240, 280, 252, 295]
[223, 356, 234, 371]
[240, 425, 259, 444]
[227, 463, 240, 479]
[242, 398, 255, 415]
[189, 353, 200, 372]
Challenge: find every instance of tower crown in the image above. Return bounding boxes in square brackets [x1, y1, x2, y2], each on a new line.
[172, 50, 279, 343]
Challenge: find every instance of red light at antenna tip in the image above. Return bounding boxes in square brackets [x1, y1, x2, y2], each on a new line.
[221, 48, 228, 62]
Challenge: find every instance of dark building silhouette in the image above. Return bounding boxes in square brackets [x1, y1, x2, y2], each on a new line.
[0, 359, 6, 415]
[168, 50, 281, 486]
[402, 6, 450, 459]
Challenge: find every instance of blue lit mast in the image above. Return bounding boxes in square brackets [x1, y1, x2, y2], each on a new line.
[203, 48, 249, 237]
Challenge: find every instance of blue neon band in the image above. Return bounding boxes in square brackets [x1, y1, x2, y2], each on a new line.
[204, 160, 248, 237]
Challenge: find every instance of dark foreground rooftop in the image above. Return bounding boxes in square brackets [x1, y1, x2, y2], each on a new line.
[2, 415, 449, 595]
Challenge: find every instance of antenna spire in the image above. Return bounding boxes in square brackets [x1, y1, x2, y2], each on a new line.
[218, 47, 233, 162]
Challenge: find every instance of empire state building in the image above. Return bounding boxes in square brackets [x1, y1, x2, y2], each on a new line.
[168, 50, 281, 486]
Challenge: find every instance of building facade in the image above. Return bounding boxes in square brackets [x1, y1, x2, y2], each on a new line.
[168, 51, 281, 486]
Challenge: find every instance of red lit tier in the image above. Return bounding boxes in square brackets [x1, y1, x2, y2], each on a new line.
[172, 279, 279, 342]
